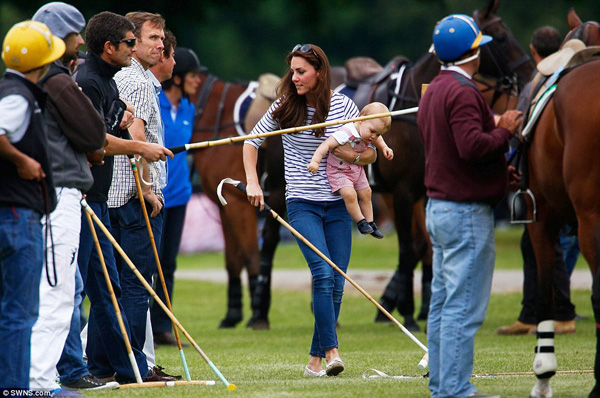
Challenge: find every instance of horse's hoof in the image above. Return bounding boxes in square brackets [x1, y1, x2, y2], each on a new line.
[375, 310, 392, 323]
[218, 311, 243, 328]
[404, 316, 421, 333]
[249, 319, 270, 330]
[589, 384, 600, 398]
[218, 318, 240, 328]
[530, 378, 553, 398]
[246, 316, 270, 330]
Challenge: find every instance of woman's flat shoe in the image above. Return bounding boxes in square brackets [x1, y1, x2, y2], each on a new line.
[303, 366, 326, 377]
[326, 357, 345, 376]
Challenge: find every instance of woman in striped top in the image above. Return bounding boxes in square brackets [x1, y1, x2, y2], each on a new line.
[243, 44, 377, 377]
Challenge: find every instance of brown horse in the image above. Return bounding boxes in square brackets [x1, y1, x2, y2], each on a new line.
[189, 74, 263, 328]
[525, 10, 600, 398]
[370, 0, 534, 330]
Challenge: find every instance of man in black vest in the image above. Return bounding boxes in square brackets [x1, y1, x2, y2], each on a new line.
[31, 2, 117, 393]
[0, 20, 64, 391]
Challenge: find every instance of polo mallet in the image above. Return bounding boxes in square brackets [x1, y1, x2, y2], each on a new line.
[83, 205, 144, 384]
[119, 380, 216, 389]
[128, 156, 191, 381]
[81, 199, 236, 390]
[217, 178, 429, 370]
[167, 106, 419, 154]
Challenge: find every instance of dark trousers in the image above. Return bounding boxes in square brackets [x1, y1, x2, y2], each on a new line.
[110, 198, 163, 361]
[518, 228, 575, 324]
[151, 204, 187, 334]
[78, 201, 148, 382]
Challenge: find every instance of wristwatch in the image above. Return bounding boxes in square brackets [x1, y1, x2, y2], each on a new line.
[352, 153, 361, 164]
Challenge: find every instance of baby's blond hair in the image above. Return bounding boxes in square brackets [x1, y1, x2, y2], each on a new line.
[360, 102, 391, 133]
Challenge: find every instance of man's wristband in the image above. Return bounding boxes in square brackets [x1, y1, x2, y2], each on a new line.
[352, 153, 361, 164]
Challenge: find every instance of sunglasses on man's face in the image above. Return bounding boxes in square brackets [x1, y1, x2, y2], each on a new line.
[115, 38, 136, 48]
[292, 44, 320, 64]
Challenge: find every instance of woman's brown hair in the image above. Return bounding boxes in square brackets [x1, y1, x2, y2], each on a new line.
[271, 44, 331, 138]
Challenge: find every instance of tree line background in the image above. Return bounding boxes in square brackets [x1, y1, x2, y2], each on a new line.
[1, 0, 599, 81]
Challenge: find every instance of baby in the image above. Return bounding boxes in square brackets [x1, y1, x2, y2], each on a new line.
[308, 102, 393, 238]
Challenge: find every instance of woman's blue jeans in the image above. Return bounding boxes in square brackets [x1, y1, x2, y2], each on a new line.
[287, 198, 351, 358]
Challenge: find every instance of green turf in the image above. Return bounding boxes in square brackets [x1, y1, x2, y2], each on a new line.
[85, 280, 594, 397]
[86, 225, 593, 397]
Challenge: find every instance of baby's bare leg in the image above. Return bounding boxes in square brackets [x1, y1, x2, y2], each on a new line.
[356, 186, 374, 222]
[338, 187, 364, 223]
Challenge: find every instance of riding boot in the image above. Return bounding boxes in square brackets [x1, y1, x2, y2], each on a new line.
[219, 277, 243, 328]
[417, 281, 431, 321]
[375, 270, 402, 322]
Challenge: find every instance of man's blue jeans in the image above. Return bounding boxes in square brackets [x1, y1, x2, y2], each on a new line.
[425, 199, 495, 398]
[79, 201, 149, 382]
[0, 207, 43, 389]
[287, 198, 351, 358]
[110, 198, 163, 363]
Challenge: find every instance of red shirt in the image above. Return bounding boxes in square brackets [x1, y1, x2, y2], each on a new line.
[417, 70, 511, 206]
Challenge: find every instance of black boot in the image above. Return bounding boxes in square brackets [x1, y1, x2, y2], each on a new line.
[375, 272, 401, 322]
[404, 314, 420, 332]
[369, 221, 384, 239]
[357, 219, 374, 234]
[417, 282, 431, 321]
[247, 273, 270, 330]
[219, 277, 243, 328]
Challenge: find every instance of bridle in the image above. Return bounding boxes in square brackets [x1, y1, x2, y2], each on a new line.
[194, 73, 237, 141]
[472, 11, 532, 109]
[564, 21, 600, 45]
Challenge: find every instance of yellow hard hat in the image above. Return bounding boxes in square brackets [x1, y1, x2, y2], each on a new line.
[1, 20, 65, 73]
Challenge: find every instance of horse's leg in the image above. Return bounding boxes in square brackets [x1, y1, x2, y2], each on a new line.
[218, 202, 259, 328]
[573, 216, 600, 397]
[412, 198, 432, 321]
[591, 263, 600, 398]
[219, 222, 244, 328]
[374, 193, 398, 320]
[247, 187, 285, 330]
[528, 217, 560, 398]
[376, 190, 419, 331]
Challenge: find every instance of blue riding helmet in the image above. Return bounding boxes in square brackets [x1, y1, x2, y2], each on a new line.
[431, 14, 492, 63]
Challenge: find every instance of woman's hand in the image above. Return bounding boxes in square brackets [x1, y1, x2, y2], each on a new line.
[246, 181, 265, 211]
[332, 143, 356, 163]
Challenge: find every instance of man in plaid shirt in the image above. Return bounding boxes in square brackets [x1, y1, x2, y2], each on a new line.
[111, 11, 168, 367]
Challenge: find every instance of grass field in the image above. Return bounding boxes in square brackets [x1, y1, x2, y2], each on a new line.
[87, 226, 594, 397]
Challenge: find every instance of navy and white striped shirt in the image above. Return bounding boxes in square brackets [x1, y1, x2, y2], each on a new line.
[245, 92, 359, 201]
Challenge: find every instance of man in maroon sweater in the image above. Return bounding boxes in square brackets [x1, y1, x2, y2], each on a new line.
[417, 14, 522, 398]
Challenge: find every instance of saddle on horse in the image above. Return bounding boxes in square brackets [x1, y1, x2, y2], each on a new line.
[512, 39, 600, 223]
[344, 55, 410, 111]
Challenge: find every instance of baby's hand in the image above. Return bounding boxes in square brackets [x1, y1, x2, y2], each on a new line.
[383, 147, 394, 160]
[307, 161, 319, 174]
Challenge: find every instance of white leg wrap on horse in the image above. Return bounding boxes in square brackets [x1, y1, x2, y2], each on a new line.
[530, 378, 554, 398]
[533, 320, 557, 379]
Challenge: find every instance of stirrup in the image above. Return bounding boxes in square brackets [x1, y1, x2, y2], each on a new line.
[511, 188, 537, 224]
